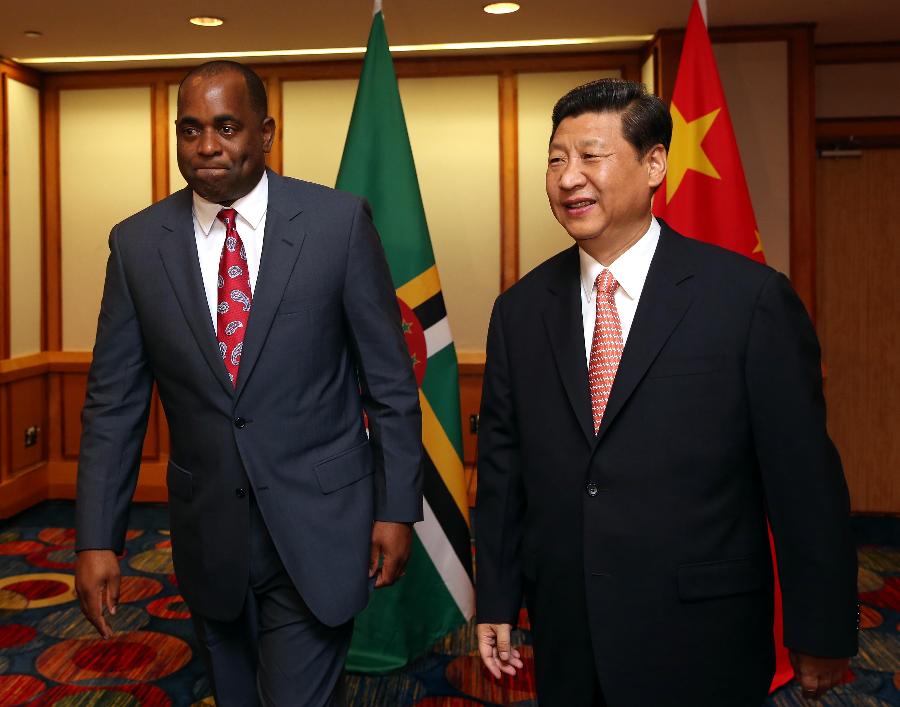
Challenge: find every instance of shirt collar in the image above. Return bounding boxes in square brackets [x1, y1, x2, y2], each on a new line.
[192, 171, 269, 236]
[580, 216, 661, 303]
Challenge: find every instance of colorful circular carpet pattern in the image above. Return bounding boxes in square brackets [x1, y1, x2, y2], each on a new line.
[0, 504, 898, 706]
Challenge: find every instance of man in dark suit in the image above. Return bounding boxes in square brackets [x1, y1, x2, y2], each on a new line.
[74, 61, 422, 706]
[475, 79, 857, 707]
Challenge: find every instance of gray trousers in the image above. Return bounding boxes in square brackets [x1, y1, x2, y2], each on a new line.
[191, 495, 352, 706]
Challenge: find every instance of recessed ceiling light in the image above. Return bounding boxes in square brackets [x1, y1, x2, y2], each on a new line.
[483, 2, 520, 14]
[189, 16, 225, 27]
[24, 30, 43, 38]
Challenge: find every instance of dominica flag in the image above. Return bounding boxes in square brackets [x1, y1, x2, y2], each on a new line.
[335, 1, 475, 672]
[652, 0, 789, 691]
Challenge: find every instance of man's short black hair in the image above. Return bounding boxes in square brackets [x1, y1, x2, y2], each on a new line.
[178, 60, 268, 120]
[551, 78, 672, 158]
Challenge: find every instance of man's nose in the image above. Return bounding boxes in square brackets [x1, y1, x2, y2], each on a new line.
[559, 160, 586, 190]
[198, 128, 220, 155]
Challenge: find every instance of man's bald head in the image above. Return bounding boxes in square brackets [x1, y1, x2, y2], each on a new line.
[178, 60, 268, 120]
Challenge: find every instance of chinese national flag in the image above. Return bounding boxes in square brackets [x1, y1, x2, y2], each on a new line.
[652, 0, 790, 693]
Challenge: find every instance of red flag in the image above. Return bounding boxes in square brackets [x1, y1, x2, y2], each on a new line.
[652, 0, 790, 692]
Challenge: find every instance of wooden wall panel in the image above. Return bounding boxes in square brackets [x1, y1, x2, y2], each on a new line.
[817, 148, 900, 513]
[60, 371, 159, 461]
[41, 87, 62, 351]
[0, 385, 9, 482]
[9, 375, 47, 473]
[498, 72, 519, 291]
[1, 75, 9, 360]
[61, 372, 85, 459]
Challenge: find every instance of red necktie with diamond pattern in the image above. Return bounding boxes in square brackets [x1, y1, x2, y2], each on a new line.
[588, 269, 623, 433]
[215, 208, 251, 387]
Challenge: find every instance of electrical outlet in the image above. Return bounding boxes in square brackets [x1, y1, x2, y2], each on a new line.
[24, 426, 39, 448]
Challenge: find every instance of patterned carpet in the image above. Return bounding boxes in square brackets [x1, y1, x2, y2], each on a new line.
[0, 502, 898, 706]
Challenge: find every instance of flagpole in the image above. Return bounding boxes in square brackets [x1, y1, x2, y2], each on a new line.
[373, 0, 382, 15]
[698, 0, 707, 25]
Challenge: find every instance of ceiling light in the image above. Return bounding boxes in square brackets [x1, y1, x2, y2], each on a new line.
[24, 30, 43, 38]
[189, 16, 225, 27]
[483, 2, 520, 14]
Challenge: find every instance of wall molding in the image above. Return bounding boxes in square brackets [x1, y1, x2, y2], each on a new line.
[815, 41, 900, 65]
[816, 116, 900, 148]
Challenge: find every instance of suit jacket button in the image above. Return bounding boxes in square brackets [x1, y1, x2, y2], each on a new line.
[234, 417, 246, 429]
[586, 482, 599, 497]
[235, 488, 246, 498]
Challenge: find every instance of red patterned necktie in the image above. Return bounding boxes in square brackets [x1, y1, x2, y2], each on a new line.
[216, 208, 252, 387]
[588, 269, 623, 433]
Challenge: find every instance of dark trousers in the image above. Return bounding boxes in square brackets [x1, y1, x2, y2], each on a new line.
[191, 495, 352, 707]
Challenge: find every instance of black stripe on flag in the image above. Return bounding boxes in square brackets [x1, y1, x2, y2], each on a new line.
[413, 292, 447, 332]
[423, 454, 473, 580]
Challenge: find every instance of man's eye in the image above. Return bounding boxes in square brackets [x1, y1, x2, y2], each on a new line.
[181, 126, 199, 136]
[548, 157, 564, 165]
[220, 126, 236, 135]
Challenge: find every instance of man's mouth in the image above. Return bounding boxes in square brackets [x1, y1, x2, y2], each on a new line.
[563, 198, 596, 213]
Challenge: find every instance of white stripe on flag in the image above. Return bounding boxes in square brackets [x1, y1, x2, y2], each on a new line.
[416, 499, 475, 619]
[425, 316, 453, 359]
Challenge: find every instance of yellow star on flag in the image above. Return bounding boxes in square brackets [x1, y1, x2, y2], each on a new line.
[753, 230, 764, 255]
[666, 104, 722, 204]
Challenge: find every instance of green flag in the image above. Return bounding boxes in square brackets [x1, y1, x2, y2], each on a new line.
[336, 6, 475, 673]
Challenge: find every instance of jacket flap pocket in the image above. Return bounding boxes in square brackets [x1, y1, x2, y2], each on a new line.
[314, 441, 373, 494]
[167, 460, 193, 501]
[677, 555, 764, 601]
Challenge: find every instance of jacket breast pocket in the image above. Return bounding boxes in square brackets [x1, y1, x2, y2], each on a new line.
[166, 460, 193, 502]
[677, 555, 765, 602]
[646, 354, 729, 379]
[314, 441, 374, 494]
[277, 294, 337, 317]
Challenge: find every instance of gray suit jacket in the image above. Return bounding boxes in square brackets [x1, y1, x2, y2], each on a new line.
[76, 171, 423, 626]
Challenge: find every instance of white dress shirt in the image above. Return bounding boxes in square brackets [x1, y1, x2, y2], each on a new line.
[192, 172, 268, 334]
[580, 216, 661, 364]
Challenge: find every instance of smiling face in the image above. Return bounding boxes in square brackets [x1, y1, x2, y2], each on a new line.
[176, 70, 275, 205]
[546, 110, 665, 258]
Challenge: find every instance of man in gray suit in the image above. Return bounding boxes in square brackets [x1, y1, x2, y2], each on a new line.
[74, 61, 423, 706]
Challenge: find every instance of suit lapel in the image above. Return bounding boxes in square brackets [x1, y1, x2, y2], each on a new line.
[543, 247, 594, 445]
[234, 172, 308, 401]
[594, 224, 694, 444]
[158, 188, 234, 398]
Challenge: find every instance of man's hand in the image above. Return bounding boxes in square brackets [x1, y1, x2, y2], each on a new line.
[790, 650, 850, 701]
[369, 521, 412, 588]
[477, 623, 524, 679]
[74, 549, 120, 639]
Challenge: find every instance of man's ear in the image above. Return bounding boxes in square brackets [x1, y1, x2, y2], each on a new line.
[646, 144, 667, 190]
[262, 116, 276, 154]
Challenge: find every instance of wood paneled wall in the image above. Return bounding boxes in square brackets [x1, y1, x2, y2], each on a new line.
[817, 148, 900, 513]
